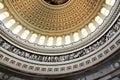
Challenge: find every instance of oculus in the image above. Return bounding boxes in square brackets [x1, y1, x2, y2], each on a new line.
[44, 0, 69, 5]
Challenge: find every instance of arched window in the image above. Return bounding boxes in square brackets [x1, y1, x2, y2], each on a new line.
[95, 16, 103, 25]
[56, 37, 62, 46]
[38, 36, 45, 45]
[4, 19, 16, 28]
[73, 32, 79, 41]
[21, 30, 30, 39]
[0, 11, 9, 21]
[88, 23, 96, 32]
[0, 3, 4, 9]
[65, 35, 71, 44]
[81, 28, 88, 37]
[47, 37, 54, 46]
[101, 7, 109, 16]
[29, 34, 37, 43]
[12, 25, 22, 34]
[106, 0, 115, 6]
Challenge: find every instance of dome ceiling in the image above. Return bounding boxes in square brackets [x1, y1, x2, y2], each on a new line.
[0, 0, 117, 49]
[0, 0, 120, 77]
[4, 0, 104, 36]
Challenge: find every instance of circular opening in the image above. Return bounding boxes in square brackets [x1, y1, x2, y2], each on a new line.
[44, 0, 69, 5]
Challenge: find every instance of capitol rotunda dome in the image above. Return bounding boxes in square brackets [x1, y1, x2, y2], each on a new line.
[0, 0, 120, 80]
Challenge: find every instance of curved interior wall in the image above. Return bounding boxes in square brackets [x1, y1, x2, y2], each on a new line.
[0, 0, 120, 80]
[0, 13, 120, 77]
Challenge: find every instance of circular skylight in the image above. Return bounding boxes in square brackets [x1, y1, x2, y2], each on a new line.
[44, 0, 69, 5]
